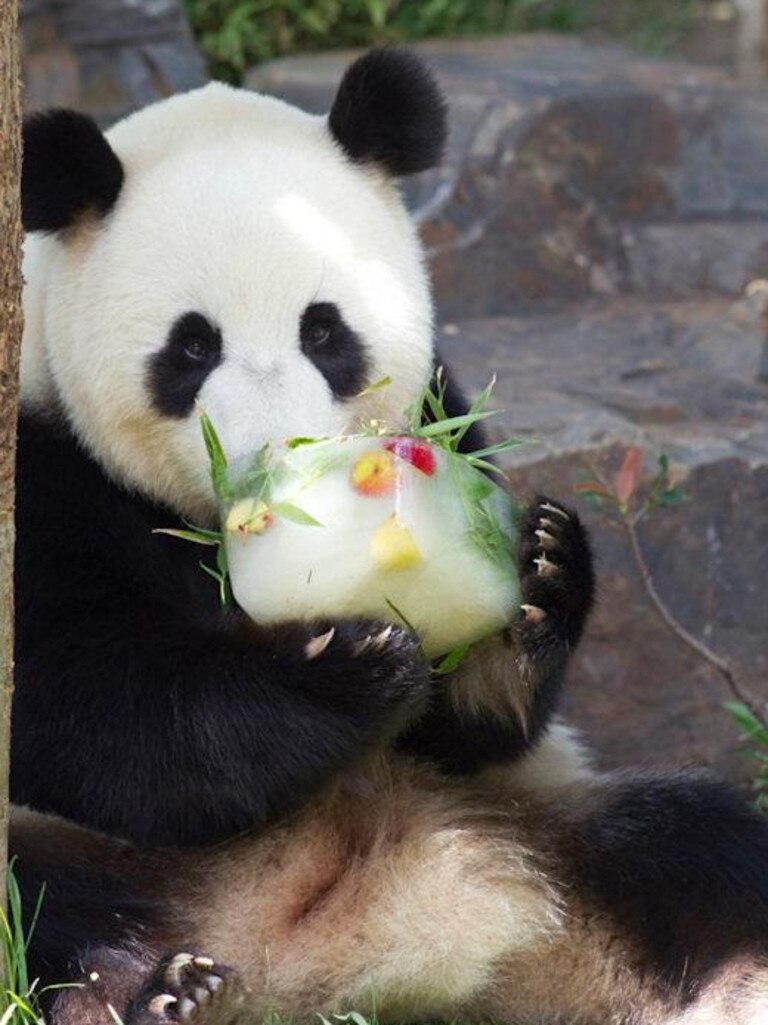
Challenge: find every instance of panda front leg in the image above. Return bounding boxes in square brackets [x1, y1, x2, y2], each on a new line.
[398, 496, 595, 772]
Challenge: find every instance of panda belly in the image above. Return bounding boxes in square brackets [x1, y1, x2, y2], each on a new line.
[191, 751, 563, 1022]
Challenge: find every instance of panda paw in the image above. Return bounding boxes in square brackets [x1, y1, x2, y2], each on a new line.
[515, 496, 595, 651]
[126, 953, 248, 1025]
[302, 618, 431, 724]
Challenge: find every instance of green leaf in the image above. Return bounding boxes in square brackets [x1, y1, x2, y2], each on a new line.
[357, 375, 392, 397]
[415, 410, 497, 440]
[657, 488, 686, 507]
[468, 438, 527, 460]
[725, 702, 768, 746]
[199, 410, 230, 500]
[432, 642, 471, 676]
[384, 597, 418, 635]
[152, 528, 220, 546]
[272, 502, 324, 527]
[286, 436, 324, 449]
[452, 374, 497, 450]
[464, 456, 508, 477]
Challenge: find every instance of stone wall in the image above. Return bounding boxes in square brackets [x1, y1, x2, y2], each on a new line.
[21, 0, 206, 125]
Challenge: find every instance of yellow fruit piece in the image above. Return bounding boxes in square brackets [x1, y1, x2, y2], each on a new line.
[351, 449, 396, 496]
[225, 498, 273, 536]
[370, 515, 422, 571]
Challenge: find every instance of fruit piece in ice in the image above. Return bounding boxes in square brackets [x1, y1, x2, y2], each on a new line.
[351, 449, 397, 496]
[370, 515, 422, 571]
[383, 437, 436, 477]
[225, 498, 273, 536]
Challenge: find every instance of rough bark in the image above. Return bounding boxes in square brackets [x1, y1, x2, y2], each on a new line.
[0, 0, 24, 911]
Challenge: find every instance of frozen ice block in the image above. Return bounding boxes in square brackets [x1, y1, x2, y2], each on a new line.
[222, 435, 520, 659]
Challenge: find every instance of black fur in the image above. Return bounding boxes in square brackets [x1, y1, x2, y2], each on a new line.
[12, 411, 431, 847]
[562, 770, 768, 1001]
[299, 302, 370, 400]
[22, 110, 124, 233]
[329, 48, 447, 176]
[11, 841, 164, 1025]
[148, 312, 224, 418]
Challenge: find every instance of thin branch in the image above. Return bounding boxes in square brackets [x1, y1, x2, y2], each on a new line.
[622, 512, 768, 730]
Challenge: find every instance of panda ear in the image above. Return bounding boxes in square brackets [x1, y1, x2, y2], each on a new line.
[329, 48, 447, 176]
[22, 110, 124, 233]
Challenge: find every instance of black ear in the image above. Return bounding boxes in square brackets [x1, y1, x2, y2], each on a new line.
[329, 48, 447, 176]
[22, 110, 124, 233]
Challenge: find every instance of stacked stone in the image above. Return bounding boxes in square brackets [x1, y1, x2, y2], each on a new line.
[21, 0, 206, 126]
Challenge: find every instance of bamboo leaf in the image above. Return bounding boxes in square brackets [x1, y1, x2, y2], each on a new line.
[272, 502, 324, 527]
[384, 597, 418, 635]
[152, 528, 220, 546]
[286, 436, 323, 449]
[432, 643, 471, 676]
[357, 375, 392, 397]
[415, 410, 497, 439]
[464, 456, 508, 477]
[468, 438, 526, 460]
[199, 410, 230, 499]
[452, 374, 496, 449]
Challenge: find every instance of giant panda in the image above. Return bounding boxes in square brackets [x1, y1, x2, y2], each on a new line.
[11, 47, 768, 1025]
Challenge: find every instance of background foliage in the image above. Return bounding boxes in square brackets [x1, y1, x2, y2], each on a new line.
[183, 0, 699, 83]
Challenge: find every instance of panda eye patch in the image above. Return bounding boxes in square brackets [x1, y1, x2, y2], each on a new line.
[299, 302, 369, 400]
[147, 312, 223, 418]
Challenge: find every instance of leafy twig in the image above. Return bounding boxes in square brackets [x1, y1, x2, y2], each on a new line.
[577, 448, 768, 733]
[621, 512, 766, 728]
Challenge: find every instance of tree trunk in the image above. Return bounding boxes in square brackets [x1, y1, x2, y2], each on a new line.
[0, 0, 24, 911]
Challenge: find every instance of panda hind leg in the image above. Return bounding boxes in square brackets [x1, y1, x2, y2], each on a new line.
[125, 953, 249, 1025]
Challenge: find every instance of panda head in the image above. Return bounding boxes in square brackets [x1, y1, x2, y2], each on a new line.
[21, 49, 447, 522]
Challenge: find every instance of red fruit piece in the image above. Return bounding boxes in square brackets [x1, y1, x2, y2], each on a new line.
[383, 437, 437, 477]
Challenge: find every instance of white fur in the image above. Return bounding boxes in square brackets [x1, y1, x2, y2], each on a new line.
[21, 83, 434, 522]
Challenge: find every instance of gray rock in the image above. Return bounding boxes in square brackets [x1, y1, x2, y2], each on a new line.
[20, 0, 207, 125]
[247, 36, 768, 317]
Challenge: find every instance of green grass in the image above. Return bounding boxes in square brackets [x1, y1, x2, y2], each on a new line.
[183, 0, 701, 83]
[726, 702, 768, 812]
[0, 860, 46, 1025]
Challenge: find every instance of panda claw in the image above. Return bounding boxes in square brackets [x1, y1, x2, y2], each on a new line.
[521, 604, 547, 624]
[148, 994, 177, 1017]
[540, 501, 570, 521]
[353, 635, 373, 657]
[535, 529, 555, 550]
[305, 627, 336, 661]
[372, 625, 394, 651]
[534, 552, 557, 577]
[165, 953, 194, 987]
[192, 956, 214, 971]
[206, 975, 224, 995]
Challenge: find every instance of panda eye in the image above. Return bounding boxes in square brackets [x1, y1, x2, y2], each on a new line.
[305, 323, 331, 348]
[182, 337, 211, 363]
